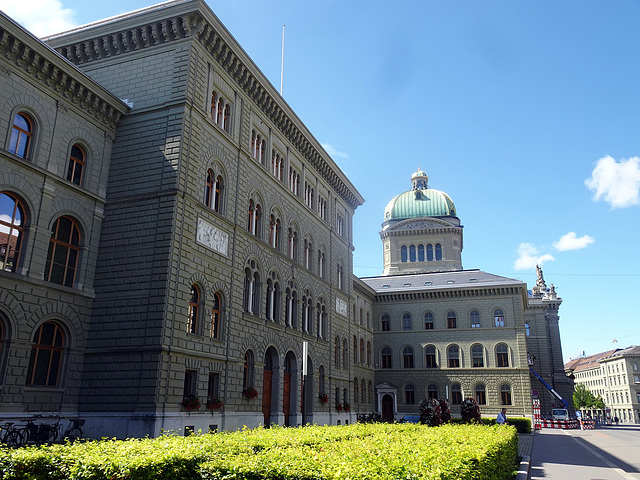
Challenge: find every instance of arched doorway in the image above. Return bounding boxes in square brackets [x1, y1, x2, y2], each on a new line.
[302, 356, 314, 423]
[262, 347, 279, 427]
[283, 351, 297, 426]
[382, 394, 394, 422]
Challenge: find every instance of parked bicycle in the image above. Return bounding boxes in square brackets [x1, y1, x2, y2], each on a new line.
[23, 416, 59, 445]
[61, 418, 84, 442]
[0, 422, 24, 448]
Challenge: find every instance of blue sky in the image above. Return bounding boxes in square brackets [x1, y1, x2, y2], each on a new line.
[4, 0, 640, 362]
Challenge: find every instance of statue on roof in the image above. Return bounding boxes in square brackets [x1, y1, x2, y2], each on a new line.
[536, 264, 547, 291]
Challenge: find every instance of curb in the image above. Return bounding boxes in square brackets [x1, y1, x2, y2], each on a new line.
[516, 455, 530, 480]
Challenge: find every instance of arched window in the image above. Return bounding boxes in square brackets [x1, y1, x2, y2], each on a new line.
[211, 292, 222, 339]
[368, 381, 373, 404]
[500, 384, 512, 405]
[402, 313, 412, 330]
[269, 215, 281, 249]
[265, 273, 280, 322]
[525, 322, 531, 336]
[367, 341, 372, 366]
[304, 239, 313, 269]
[243, 350, 255, 388]
[285, 283, 297, 328]
[409, 245, 416, 262]
[361, 378, 366, 403]
[45, 216, 81, 287]
[0, 192, 26, 273]
[353, 336, 358, 363]
[205, 169, 215, 208]
[337, 263, 344, 290]
[243, 262, 260, 315]
[426, 244, 433, 261]
[435, 243, 442, 261]
[427, 383, 438, 400]
[424, 312, 434, 329]
[451, 383, 462, 405]
[342, 338, 347, 368]
[494, 309, 505, 327]
[403, 346, 414, 368]
[401, 245, 407, 262]
[67, 144, 85, 185]
[247, 200, 261, 236]
[405, 384, 415, 404]
[447, 344, 460, 368]
[302, 290, 312, 334]
[425, 345, 437, 368]
[472, 344, 484, 367]
[214, 175, 223, 213]
[418, 244, 425, 261]
[447, 311, 457, 329]
[470, 310, 480, 328]
[316, 299, 326, 339]
[381, 347, 392, 369]
[334, 337, 340, 366]
[381, 313, 390, 331]
[26, 321, 64, 386]
[288, 228, 298, 260]
[496, 344, 509, 367]
[317, 250, 325, 278]
[475, 384, 486, 405]
[187, 284, 200, 334]
[9, 113, 33, 158]
[360, 338, 365, 365]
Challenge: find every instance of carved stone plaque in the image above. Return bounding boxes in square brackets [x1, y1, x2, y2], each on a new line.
[196, 218, 228, 256]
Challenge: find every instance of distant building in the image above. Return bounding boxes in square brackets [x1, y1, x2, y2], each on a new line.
[362, 169, 572, 420]
[565, 346, 640, 423]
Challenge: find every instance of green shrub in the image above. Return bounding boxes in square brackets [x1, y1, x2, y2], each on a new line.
[482, 416, 531, 433]
[0, 423, 518, 480]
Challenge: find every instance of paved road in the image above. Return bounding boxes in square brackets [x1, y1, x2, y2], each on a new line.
[530, 424, 640, 479]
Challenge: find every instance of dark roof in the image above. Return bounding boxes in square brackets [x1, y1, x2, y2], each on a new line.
[360, 269, 524, 294]
[564, 349, 620, 372]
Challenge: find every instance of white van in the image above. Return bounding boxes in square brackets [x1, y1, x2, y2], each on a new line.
[552, 408, 569, 421]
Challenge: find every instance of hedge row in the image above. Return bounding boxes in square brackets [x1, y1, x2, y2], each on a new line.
[0, 423, 518, 480]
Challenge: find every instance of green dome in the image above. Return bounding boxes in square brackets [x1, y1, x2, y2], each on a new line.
[384, 189, 456, 221]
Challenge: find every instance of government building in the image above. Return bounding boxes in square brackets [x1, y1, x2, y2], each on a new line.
[0, 0, 571, 439]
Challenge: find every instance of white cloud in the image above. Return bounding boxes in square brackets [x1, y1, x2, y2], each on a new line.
[321, 143, 349, 160]
[514, 242, 554, 271]
[0, 0, 77, 37]
[553, 232, 594, 251]
[585, 155, 640, 209]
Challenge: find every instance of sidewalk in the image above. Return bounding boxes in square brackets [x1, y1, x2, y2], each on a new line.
[516, 431, 535, 480]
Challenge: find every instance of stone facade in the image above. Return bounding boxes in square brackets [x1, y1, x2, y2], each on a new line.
[0, 0, 571, 438]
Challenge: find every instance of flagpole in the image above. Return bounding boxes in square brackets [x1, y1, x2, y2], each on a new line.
[280, 25, 285, 96]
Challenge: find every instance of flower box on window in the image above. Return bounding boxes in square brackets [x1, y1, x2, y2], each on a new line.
[335, 403, 343, 412]
[181, 395, 201, 412]
[344, 403, 351, 412]
[206, 396, 224, 410]
[242, 387, 258, 399]
[318, 393, 329, 404]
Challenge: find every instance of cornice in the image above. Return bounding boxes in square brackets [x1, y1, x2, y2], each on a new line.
[0, 17, 127, 129]
[374, 285, 523, 303]
[49, 10, 363, 210]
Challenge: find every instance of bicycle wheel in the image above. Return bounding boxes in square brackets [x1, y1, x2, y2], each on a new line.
[46, 426, 58, 444]
[3, 430, 24, 448]
[65, 427, 83, 442]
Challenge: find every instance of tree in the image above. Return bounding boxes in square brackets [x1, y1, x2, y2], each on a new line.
[419, 398, 442, 426]
[573, 384, 597, 410]
[460, 398, 482, 423]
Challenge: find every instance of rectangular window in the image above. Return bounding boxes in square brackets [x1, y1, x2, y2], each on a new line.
[336, 214, 344, 237]
[183, 369, 197, 397]
[208, 372, 220, 398]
